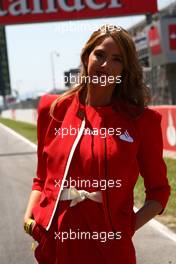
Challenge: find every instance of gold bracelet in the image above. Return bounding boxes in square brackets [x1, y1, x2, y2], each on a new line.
[24, 218, 35, 235]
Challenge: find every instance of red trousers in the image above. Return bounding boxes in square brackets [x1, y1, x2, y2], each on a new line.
[32, 200, 136, 264]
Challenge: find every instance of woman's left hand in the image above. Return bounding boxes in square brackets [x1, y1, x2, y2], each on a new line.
[134, 200, 163, 231]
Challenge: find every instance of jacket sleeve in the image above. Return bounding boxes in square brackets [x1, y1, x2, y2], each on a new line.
[137, 109, 171, 214]
[32, 94, 57, 191]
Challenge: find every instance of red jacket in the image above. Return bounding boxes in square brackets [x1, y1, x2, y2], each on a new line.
[32, 89, 170, 238]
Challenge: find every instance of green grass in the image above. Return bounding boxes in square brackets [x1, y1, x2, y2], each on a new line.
[134, 176, 145, 208]
[0, 117, 37, 144]
[163, 158, 176, 216]
[1, 117, 176, 230]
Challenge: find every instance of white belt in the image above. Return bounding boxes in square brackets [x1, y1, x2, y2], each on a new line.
[60, 187, 103, 207]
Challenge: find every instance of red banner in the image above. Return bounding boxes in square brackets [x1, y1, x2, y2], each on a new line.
[150, 106, 176, 152]
[148, 26, 162, 55]
[169, 24, 176, 50]
[0, 0, 158, 25]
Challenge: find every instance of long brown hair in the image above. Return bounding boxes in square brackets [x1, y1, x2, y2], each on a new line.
[50, 24, 151, 119]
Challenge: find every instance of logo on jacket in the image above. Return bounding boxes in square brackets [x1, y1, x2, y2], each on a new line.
[119, 130, 134, 143]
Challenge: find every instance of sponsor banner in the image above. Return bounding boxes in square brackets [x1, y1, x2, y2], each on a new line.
[133, 33, 148, 52]
[0, 0, 158, 25]
[150, 106, 176, 152]
[148, 25, 162, 55]
[169, 24, 176, 50]
[147, 18, 176, 65]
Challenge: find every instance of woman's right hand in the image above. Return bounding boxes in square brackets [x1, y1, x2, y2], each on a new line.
[31, 220, 36, 235]
[23, 190, 42, 234]
[23, 217, 36, 236]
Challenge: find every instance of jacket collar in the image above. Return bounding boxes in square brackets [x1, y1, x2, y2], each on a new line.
[74, 88, 145, 121]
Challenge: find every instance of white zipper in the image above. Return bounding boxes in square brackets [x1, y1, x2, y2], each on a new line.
[46, 117, 86, 231]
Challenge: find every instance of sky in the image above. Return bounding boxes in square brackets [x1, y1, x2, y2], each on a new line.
[3, 0, 175, 100]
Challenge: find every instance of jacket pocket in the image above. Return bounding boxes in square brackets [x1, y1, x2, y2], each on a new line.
[117, 209, 137, 239]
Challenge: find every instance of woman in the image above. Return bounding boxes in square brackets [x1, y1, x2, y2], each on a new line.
[24, 24, 170, 264]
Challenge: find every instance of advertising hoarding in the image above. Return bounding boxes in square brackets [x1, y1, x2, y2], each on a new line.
[0, 0, 158, 25]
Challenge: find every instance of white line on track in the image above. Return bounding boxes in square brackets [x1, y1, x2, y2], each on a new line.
[0, 122, 37, 151]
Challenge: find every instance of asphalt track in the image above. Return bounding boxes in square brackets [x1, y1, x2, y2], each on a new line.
[0, 122, 175, 264]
